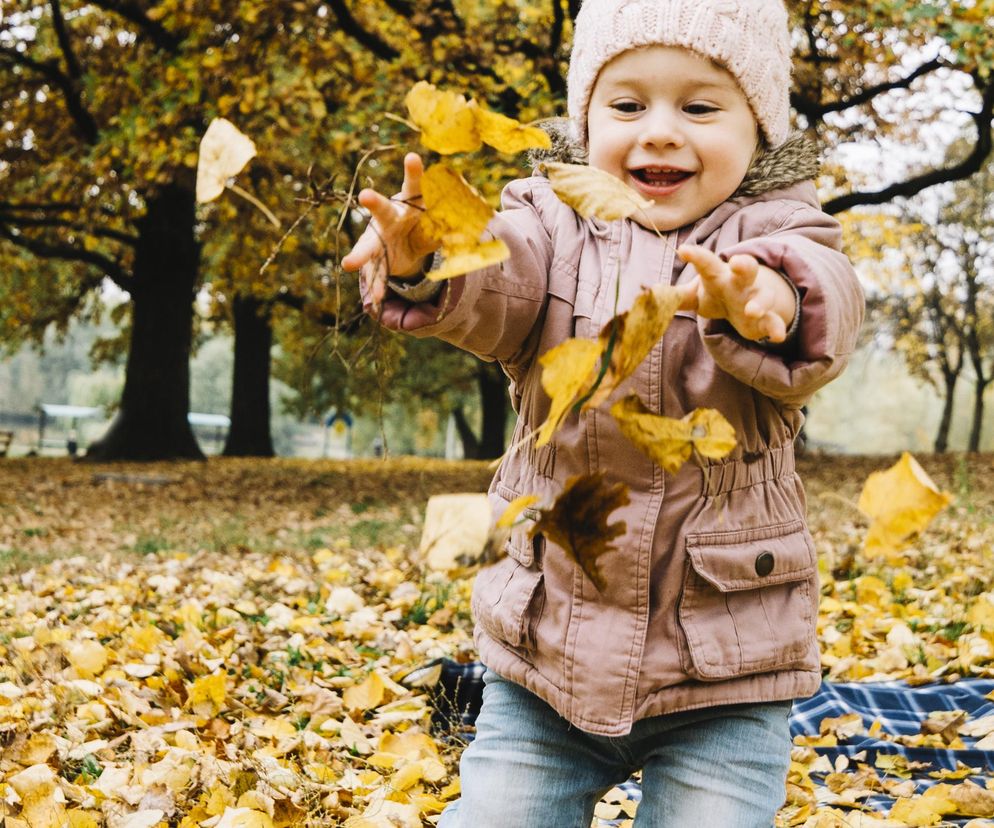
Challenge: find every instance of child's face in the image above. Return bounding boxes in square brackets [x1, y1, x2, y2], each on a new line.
[586, 46, 759, 232]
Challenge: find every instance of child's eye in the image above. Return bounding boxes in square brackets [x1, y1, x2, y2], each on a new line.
[685, 103, 719, 115]
[610, 101, 644, 113]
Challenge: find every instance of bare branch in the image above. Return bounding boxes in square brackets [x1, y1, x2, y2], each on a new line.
[793, 57, 946, 125]
[49, 0, 84, 78]
[824, 76, 994, 214]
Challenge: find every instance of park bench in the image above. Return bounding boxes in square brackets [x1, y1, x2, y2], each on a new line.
[0, 430, 13, 457]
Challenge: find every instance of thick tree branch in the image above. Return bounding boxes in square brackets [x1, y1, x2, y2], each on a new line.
[87, 0, 183, 52]
[380, 0, 414, 17]
[0, 45, 99, 144]
[793, 57, 945, 124]
[326, 0, 399, 60]
[0, 224, 129, 286]
[824, 76, 994, 214]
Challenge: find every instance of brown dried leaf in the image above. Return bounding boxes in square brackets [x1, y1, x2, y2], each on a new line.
[530, 472, 629, 591]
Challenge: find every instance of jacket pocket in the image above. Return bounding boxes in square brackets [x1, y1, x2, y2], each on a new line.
[678, 519, 816, 680]
[471, 551, 545, 651]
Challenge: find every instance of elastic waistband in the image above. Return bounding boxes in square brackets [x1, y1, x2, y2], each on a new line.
[701, 445, 796, 497]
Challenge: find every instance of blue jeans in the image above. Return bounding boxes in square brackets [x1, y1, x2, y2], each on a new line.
[439, 670, 792, 828]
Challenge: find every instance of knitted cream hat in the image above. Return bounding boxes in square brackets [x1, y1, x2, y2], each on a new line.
[567, 0, 792, 147]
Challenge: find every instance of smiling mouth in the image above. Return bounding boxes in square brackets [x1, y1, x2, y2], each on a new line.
[630, 167, 693, 187]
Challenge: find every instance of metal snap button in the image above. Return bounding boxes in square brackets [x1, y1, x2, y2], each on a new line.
[755, 551, 775, 577]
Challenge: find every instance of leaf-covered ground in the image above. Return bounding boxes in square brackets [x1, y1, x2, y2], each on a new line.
[1, 455, 994, 827]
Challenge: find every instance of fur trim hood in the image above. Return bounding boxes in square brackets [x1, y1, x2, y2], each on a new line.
[527, 118, 820, 199]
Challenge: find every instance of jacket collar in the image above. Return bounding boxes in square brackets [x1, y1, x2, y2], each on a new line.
[528, 119, 820, 199]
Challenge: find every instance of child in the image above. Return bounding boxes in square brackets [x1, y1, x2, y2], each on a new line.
[343, 0, 864, 824]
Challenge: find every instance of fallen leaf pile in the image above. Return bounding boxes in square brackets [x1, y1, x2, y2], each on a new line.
[1, 454, 993, 827]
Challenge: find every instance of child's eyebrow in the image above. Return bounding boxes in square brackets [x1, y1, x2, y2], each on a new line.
[600, 76, 739, 96]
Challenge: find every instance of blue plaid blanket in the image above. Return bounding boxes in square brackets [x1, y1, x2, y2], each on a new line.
[409, 662, 994, 823]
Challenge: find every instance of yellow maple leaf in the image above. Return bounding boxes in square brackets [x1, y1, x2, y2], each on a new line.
[419, 163, 510, 280]
[858, 452, 952, 556]
[343, 671, 385, 713]
[496, 494, 539, 528]
[404, 81, 482, 155]
[584, 283, 683, 409]
[187, 672, 227, 716]
[530, 472, 629, 591]
[474, 108, 551, 153]
[610, 397, 736, 474]
[196, 118, 257, 203]
[543, 162, 654, 221]
[536, 338, 605, 446]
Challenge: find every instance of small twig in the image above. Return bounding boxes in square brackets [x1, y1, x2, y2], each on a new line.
[228, 183, 282, 229]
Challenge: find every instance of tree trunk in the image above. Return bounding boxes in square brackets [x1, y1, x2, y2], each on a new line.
[477, 361, 508, 460]
[451, 405, 480, 459]
[934, 370, 959, 453]
[223, 294, 275, 457]
[968, 379, 989, 452]
[86, 184, 203, 461]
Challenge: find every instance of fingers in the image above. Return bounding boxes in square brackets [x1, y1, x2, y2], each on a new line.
[728, 254, 758, 289]
[342, 221, 385, 272]
[677, 244, 727, 281]
[676, 279, 699, 312]
[399, 153, 424, 203]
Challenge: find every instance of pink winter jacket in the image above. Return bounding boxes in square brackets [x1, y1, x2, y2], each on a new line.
[372, 137, 864, 736]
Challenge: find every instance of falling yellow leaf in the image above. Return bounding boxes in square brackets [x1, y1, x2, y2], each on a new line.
[424, 241, 510, 282]
[187, 672, 227, 716]
[531, 472, 629, 591]
[584, 284, 683, 409]
[543, 162, 654, 221]
[474, 108, 551, 153]
[497, 494, 539, 528]
[404, 81, 550, 155]
[686, 408, 738, 459]
[404, 81, 481, 155]
[858, 452, 953, 556]
[536, 338, 605, 446]
[343, 671, 385, 713]
[610, 397, 736, 474]
[419, 163, 509, 280]
[196, 118, 257, 203]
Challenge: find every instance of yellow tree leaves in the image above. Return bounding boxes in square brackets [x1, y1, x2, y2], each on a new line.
[543, 162, 654, 222]
[418, 164, 509, 280]
[404, 81, 551, 156]
[859, 452, 953, 557]
[531, 472, 630, 592]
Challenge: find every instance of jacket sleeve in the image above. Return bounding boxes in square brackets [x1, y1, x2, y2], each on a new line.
[697, 197, 865, 408]
[367, 177, 564, 366]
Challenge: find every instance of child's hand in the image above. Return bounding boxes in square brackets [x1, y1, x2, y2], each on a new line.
[341, 153, 439, 306]
[677, 245, 796, 344]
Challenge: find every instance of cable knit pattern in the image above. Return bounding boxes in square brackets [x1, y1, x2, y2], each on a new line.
[567, 0, 792, 148]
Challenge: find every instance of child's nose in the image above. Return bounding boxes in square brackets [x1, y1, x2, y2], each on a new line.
[638, 110, 686, 149]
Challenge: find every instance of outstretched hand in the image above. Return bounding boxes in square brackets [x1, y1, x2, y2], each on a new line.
[677, 245, 796, 344]
[341, 153, 439, 307]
